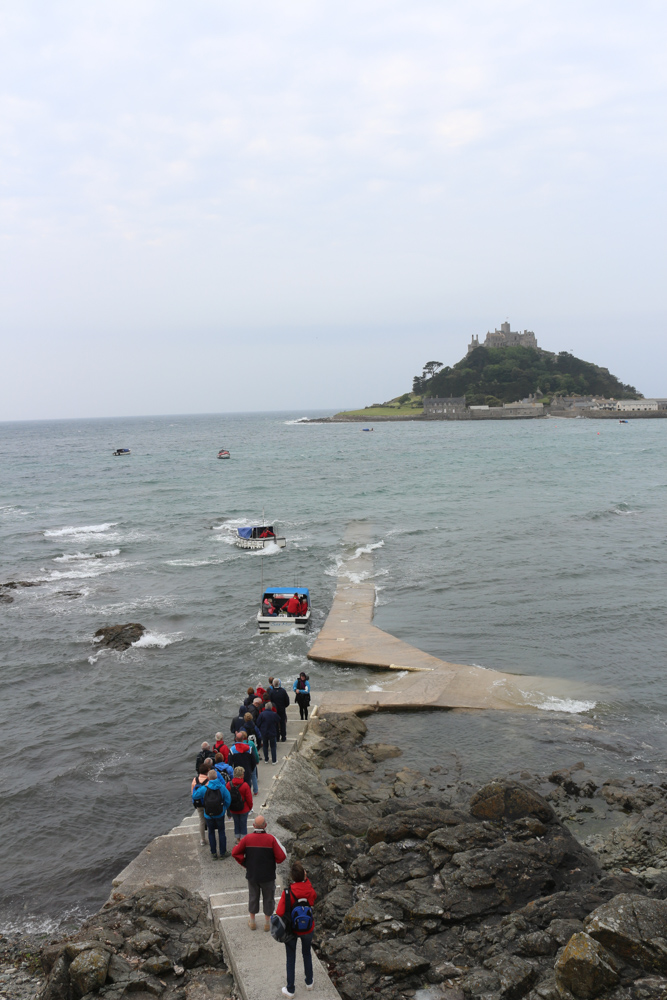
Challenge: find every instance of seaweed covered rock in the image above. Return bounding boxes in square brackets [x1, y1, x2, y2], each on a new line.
[93, 623, 146, 650]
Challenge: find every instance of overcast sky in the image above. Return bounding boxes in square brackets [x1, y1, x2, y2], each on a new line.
[1, 0, 665, 420]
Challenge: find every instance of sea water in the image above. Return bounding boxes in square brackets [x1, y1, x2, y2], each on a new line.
[1, 411, 666, 930]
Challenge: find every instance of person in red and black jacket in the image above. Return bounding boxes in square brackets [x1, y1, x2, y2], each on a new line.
[232, 815, 286, 931]
[213, 733, 229, 763]
[276, 861, 317, 997]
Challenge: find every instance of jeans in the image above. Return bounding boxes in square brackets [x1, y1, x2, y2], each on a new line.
[232, 812, 248, 837]
[251, 768, 258, 795]
[285, 933, 313, 993]
[207, 815, 226, 856]
[278, 712, 287, 741]
[263, 736, 277, 762]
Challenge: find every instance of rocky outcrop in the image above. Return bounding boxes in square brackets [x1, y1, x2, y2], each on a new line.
[0, 580, 40, 603]
[276, 713, 667, 1000]
[39, 886, 231, 1000]
[93, 624, 146, 650]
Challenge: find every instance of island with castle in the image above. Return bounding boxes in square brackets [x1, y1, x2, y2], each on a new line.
[326, 321, 666, 421]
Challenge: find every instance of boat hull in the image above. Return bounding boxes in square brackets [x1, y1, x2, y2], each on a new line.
[236, 537, 286, 550]
[257, 612, 310, 632]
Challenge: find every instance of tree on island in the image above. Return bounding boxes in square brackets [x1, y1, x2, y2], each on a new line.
[415, 346, 640, 405]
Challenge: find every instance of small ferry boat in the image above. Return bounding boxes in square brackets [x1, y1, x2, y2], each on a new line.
[217, 449, 231, 459]
[235, 525, 286, 550]
[619, 419, 629, 424]
[257, 587, 311, 632]
[112, 448, 131, 456]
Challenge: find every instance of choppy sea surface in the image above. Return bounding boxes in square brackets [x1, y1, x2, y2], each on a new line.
[1, 411, 666, 932]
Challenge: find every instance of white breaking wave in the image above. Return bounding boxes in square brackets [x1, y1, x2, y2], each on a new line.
[166, 557, 229, 567]
[53, 549, 120, 562]
[39, 562, 132, 582]
[44, 522, 118, 538]
[132, 631, 183, 648]
[284, 417, 312, 425]
[349, 540, 384, 560]
[520, 690, 596, 714]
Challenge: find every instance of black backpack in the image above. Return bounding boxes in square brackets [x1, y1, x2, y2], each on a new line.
[227, 782, 244, 812]
[203, 785, 224, 817]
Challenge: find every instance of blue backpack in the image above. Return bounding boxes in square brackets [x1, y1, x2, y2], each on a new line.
[289, 888, 314, 934]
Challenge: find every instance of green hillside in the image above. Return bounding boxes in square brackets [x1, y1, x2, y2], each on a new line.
[416, 347, 640, 406]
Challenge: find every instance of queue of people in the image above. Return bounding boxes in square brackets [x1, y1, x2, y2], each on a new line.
[191, 674, 318, 995]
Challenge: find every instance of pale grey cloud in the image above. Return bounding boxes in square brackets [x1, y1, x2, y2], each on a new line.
[0, 0, 665, 417]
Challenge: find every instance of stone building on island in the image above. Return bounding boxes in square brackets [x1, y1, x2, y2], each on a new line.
[468, 321, 538, 354]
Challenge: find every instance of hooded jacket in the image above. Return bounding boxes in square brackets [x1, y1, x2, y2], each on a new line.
[227, 776, 253, 814]
[192, 777, 231, 820]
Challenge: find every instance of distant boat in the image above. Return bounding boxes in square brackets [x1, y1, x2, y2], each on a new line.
[112, 448, 131, 456]
[619, 420, 629, 424]
[257, 587, 311, 632]
[362, 427, 373, 432]
[235, 525, 286, 550]
[217, 449, 231, 459]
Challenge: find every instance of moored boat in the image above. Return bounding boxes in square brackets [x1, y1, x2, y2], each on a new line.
[257, 587, 310, 631]
[235, 526, 286, 550]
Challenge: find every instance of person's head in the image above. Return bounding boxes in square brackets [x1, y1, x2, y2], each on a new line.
[215, 732, 223, 743]
[253, 815, 267, 830]
[234, 766, 245, 780]
[198, 764, 209, 776]
[300, 672, 306, 680]
[244, 713, 253, 724]
[247, 687, 254, 696]
[274, 678, 281, 688]
[207, 769, 217, 780]
[265, 701, 274, 711]
[253, 698, 262, 708]
[291, 861, 306, 882]
[268, 676, 274, 685]
[201, 741, 210, 750]
[214, 753, 223, 763]
[293, 592, 299, 599]
[203, 757, 212, 769]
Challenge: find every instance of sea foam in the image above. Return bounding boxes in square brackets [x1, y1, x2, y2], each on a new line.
[44, 522, 118, 538]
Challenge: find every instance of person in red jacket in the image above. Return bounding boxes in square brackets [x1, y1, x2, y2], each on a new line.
[276, 861, 317, 997]
[227, 766, 253, 841]
[284, 593, 300, 615]
[232, 815, 286, 931]
[213, 733, 229, 762]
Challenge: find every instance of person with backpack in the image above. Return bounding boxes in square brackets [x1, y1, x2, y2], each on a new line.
[213, 733, 229, 762]
[292, 673, 311, 720]
[229, 731, 259, 792]
[214, 752, 234, 783]
[191, 764, 211, 846]
[257, 701, 281, 763]
[271, 679, 290, 742]
[192, 769, 231, 859]
[275, 861, 317, 997]
[195, 742, 213, 772]
[227, 765, 253, 841]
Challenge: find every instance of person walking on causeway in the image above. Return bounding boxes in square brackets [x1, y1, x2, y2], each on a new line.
[271, 678, 290, 742]
[229, 731, 259, 794]
[191, 764, 210, 846]
[213, 733, 229, 762]
[257, 701, 281, 763]
[276, 860, 317, 997]
[227, 765, 253, 841]
[293, 672, 311, 720]
[232, 815, 286, 932]
[192, 769, 231, 860]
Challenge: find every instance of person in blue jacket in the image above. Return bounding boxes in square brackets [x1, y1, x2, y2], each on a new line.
[292, 672, 311, 720]
[193, 769, 231, 859]
[257, 701, 281, 764]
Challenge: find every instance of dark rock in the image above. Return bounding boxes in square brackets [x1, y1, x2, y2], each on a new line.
[554, 932, 620, 998]
[292, 832, 367, 864]
[329, 804, 377, 837]
[365, 743, 402, 763]
[486, 953, 538, 999]
[318, 884, 356, 929]
[93, 624, 146, 651]
[368, 808, 464, 845]
[342, 897, 403, 932]
[585, 894, 667, 972]
[469, 781, 555, 825]
[547, 919, 585, 946]
[68, 949, 110, 997]
[141, 955, 173, 976]
[364, 942, 430, 977]
[512, 932, 558, 957]
[276, 812, 316, 835]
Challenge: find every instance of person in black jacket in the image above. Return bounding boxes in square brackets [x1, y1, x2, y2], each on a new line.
[271, 678, 290, 742]
[257, 702, 281, 763]
[230, 705, 247, 736]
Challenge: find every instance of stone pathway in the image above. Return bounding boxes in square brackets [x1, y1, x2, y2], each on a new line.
[113, 708, 340, 1000]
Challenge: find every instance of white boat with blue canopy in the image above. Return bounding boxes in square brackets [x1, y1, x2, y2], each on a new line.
[257, 587, 311, 631]
[235, 525, 286, 550]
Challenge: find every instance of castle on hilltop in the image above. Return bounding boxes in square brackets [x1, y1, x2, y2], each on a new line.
[468, 321, 538, 354]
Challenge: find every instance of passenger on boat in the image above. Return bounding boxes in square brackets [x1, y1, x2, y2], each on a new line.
[262, 598, 277, 616]
[284, 593, 301, 616]
[259, 528, 275, 538]
[298, 596, 309, 615]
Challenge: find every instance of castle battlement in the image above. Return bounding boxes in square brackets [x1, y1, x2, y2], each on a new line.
[468, 321, 538, 354]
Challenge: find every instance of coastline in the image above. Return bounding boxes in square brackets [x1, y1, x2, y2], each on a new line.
[307, 411, 667, 423]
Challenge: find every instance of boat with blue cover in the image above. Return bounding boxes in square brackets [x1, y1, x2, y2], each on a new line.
[112, 448, 131, 456]
[235, 525, 286, 550]
[257, 587, 311, 631]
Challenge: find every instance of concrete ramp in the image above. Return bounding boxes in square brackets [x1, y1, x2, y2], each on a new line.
[309, 531, 593, 713]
